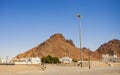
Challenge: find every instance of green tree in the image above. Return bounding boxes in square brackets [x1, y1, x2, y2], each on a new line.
[72, 59, 78, 62]
[41, 55, 60, 64]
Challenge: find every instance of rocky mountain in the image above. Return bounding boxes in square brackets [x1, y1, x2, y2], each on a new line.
[15, 33, 120, 61]
[93, 39, 120, 59]
[15, 33, 98, 60]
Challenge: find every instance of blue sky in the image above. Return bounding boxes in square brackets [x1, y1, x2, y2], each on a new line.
[0, 0, 120, 58]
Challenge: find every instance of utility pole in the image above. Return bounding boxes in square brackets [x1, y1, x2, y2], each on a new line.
[88, 48, 91, 69]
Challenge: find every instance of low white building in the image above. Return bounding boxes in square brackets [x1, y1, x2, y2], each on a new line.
[60, 57, 72, 63]
[14, 57, 41, 64]
[0, 57, 12, 63]
[102, 54, 119, 62]
[30, 57, 41, 64]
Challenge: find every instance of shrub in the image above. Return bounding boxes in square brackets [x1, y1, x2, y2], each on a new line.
[72, 59, 78, 62]
[41, 55, 60, 64]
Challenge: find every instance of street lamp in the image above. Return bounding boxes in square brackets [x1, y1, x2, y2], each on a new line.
[76, 14, 83, 68]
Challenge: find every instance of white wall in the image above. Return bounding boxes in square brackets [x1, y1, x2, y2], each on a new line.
[14, 57, 41, 64]
[60, 57, 72, 63]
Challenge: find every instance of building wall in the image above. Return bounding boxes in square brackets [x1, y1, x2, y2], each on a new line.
[14, 57, 41, 64]
[60, 57, 72, 63]
[102, 54, 120, 62]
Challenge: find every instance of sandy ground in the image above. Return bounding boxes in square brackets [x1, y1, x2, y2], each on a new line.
[0, 64, 120, 75]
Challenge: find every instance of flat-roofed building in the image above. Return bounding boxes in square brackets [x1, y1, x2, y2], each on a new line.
[13, 57, 41, 64]
[60, 57, 72, 63]
[102, 54, 120, 62]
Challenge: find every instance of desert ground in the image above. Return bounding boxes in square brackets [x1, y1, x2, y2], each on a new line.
[0, 64, 120, 75]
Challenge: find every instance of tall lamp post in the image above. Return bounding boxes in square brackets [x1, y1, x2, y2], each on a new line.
[76, 14, 82, 68]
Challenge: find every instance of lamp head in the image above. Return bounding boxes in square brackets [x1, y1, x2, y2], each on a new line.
[76, 14, 80, 18]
